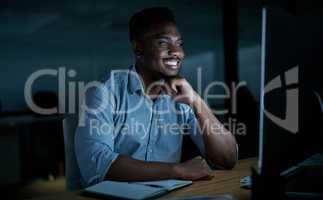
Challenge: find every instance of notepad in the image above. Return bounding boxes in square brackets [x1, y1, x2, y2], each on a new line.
[84, 179, 192, 200]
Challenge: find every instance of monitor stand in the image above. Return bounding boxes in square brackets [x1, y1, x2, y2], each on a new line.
[252, 154, 323, 200]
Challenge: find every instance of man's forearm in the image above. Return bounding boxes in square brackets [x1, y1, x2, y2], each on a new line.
[164, 77, 237, 168]
[105, 155, 178, 181]
[105, 154, 215, 182]
[192, 94, 237, 169]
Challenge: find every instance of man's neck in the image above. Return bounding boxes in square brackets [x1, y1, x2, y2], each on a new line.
[135, 63, 164, 98]
[135, 63, 159, 88]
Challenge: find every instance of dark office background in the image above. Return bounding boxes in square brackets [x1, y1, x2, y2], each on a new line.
[0, 0, 263, 199]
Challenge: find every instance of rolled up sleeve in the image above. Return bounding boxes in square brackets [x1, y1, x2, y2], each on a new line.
[74, 86, 119, 186]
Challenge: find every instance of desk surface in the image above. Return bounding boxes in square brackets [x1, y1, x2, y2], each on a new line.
[34, 157, 257, 200]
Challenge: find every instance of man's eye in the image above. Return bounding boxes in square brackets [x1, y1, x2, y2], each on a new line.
[158, 41, 168, 46]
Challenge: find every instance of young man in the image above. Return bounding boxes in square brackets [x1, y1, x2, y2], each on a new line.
[75, 7, 237, 187]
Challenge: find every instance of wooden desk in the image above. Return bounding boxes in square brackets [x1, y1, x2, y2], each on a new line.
[34, 158, 257, 200]
[160, 157, 256, 199]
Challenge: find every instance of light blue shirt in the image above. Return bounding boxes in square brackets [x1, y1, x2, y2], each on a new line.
[75, 66, 205, 186]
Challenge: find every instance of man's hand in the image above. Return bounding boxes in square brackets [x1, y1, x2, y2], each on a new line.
[165, 77, 238, 169]
[173, 156, 214, 180]
[165, 77, 198, 106]
[106, 155, 213, 182]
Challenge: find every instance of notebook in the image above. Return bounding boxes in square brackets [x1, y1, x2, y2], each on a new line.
[84, 179, 192, 200]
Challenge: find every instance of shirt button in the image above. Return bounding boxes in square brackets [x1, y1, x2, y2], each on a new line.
[148, 148, 153, 153]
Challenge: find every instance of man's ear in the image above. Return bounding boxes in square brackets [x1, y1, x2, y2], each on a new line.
[131, 40, 143, 59]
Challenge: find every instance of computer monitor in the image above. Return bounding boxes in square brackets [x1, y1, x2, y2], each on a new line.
[259, 0, 323, 176]
[254, 1, 323, 199]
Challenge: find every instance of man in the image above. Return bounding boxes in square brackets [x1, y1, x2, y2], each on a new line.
[75, 7, 237, 187]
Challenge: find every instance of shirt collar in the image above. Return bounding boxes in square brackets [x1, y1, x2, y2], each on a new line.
[128, 65, 145, 94]
[128, 65, 169, 98]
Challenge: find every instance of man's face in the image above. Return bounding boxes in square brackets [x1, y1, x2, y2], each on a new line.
[136, 22, 185, 78]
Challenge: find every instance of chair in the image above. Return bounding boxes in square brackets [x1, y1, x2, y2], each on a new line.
[63, 115, 82, 190]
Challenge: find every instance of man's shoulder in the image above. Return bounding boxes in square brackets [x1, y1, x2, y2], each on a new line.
[101, 68, 131, 90]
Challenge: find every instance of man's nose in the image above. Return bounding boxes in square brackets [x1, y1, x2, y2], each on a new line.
[168, 45, 183, 58]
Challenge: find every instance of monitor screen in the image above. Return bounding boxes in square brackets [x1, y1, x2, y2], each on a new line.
[259, 1, 323, 176]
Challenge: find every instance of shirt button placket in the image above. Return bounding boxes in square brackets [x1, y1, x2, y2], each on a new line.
[145, 98, 154, 160]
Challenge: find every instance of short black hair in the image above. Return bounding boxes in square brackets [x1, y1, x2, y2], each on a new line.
[129, 7, 176, 42]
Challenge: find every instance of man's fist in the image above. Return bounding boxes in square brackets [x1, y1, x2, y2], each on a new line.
[173, 156, 214, 180]
[165, 77, 198, 106]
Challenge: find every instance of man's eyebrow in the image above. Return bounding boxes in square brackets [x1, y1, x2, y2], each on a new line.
[154, 35, 183, 41]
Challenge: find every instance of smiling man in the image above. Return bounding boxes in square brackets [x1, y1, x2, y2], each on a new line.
[75, 7, 237, 187]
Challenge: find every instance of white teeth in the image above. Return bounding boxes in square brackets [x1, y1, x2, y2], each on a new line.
[164, 59, 178, 66]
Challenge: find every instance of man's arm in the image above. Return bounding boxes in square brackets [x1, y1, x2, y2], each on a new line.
[75, 85, 213, 185]
[167, 77, 238, 169]
[105, 155, 213, 181]
[192, 95, 237, 169]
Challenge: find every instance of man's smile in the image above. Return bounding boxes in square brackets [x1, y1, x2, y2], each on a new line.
[163, 57, 181, 70]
